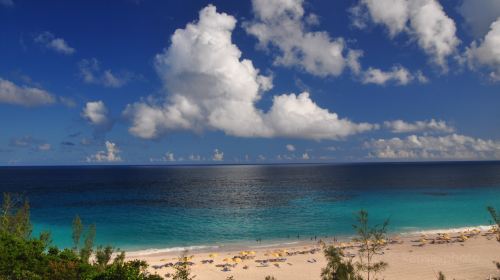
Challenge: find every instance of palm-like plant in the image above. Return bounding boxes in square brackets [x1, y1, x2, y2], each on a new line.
[352, 210, 389, 280]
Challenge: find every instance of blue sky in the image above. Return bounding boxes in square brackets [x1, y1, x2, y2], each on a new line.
[1, 0, 500, 165]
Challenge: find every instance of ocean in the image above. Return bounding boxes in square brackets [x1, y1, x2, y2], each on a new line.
[1, 162, 499, 253]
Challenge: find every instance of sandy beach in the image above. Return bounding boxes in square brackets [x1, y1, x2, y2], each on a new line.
[126, 227, 500, 280]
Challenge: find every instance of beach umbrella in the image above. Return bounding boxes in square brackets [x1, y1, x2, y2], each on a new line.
[248, 251, 256, 255]
[233, 257, 242, 263]
[223, 258, 230, 262]
[208, 253, 218, 258]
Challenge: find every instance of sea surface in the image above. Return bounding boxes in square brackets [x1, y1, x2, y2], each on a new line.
[1, 162, 499, 252]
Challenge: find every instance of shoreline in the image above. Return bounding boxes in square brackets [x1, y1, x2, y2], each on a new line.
[125, 224, 493, 258]
[125, 224, 499, 280]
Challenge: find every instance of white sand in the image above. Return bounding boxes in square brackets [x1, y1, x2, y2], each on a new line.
[127, 230, 500, 280]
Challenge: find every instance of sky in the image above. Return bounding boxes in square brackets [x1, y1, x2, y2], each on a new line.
[0, 0, 500, 165]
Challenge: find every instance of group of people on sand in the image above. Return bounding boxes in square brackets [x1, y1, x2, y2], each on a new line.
[413, 227, 498, 247]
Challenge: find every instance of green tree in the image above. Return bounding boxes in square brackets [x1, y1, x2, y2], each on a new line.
[0, 193, 32, 239]
[352, 210, 389, 280]
[172, 254, 195, 280]
[80, 224, 96, 263]
[487, 206, 500, 242]
[321, 246, 362, 280]
[0, 193, 164, 280]
[72, 215, 83, 252]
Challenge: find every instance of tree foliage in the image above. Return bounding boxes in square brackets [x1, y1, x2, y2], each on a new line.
[0, 193, 163, 280]
[72, 215, 83, 252]
[172, 255, 195, 280]
[352, 210, 389, 280]
[487, 206, 500, 242]
[321, 246, 362, 280]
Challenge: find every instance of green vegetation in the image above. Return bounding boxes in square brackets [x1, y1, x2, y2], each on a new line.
[352, 210, 389, 280]
[487, 206, 500, 279]
[321, 246, 361, 280]
[171, 260, 194, 280]
[0, 193, 162, 280]
[487, 206, 500, 242]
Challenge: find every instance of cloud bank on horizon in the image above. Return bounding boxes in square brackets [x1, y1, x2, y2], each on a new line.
[1, 0, 500, 164]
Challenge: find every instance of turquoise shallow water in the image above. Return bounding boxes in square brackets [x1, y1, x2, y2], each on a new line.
[1, 162, 499, 251]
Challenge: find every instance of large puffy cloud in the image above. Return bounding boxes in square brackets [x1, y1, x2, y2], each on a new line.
[465, 18, 500, 82]
[34, 31, 75, 55]
[458, 0, 500, 38]
[124, 5, 375, 141]
[244, 0, 361, 77]
[365, 134, 500, 160]
[0, 78, 56, 107]
[263, 92, 374, 139]
[362, 66, 427, 85]
[86, 141, 122, 162]
[384, 119, 454, 133]
[352, 0, 460, 70]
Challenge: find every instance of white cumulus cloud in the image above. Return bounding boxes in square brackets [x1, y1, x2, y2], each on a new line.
[465, 18, 500, 82]
[351, 0, 460, 70]
[212, 148, 224, 161]
[81, 101, 110, 127]
[384, 119, 454, 133]
[86, 141, 122, 162]
[124, 5, 375, 141]
[34, 31, 75, 55]
[164, 152, 175, 161]
[0, 78, 56, 107]
[365, 134, 500, 160]
[362, 66, 427, 85]
[244, 0, 361, 77]
[457, 0, 500, 38]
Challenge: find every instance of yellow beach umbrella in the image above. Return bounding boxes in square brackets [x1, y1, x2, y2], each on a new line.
[208, 253, 218, 258]
[233, 257, 242, 263]
[248, 251, 256, 255]
[223, 258, 230, 262]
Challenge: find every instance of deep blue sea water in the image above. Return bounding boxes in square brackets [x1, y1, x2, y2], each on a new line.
[1, 162, 499, 252]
